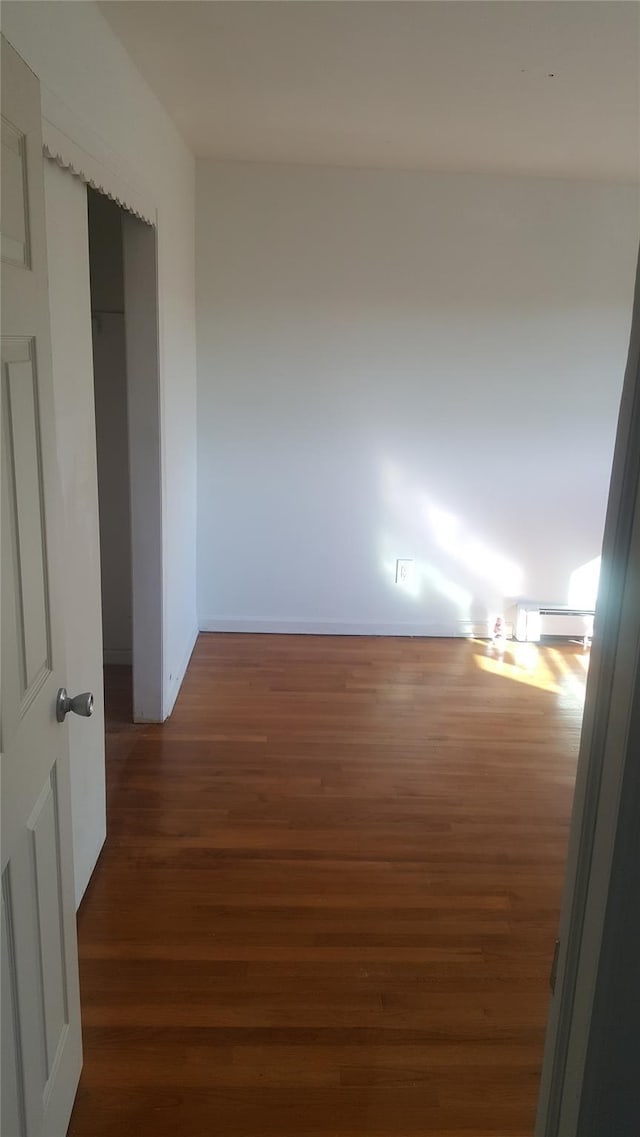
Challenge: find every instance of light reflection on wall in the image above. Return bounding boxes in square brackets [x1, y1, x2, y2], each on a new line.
[379, 459, 523, 626]
[425, 503, 522, 595]
[569, 555, 601, 609]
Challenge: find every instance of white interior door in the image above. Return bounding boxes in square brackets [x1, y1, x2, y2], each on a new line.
[1, 36, 82, 1137]
[44, 162, 106, 908]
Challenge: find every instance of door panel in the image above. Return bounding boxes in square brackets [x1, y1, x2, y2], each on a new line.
[30, 769, 69, 1079]
[1, 116, 30, 269]
[1, 874, 26, 1137]
[3, 336, 51, 700]
[1, 35, 82, 1137]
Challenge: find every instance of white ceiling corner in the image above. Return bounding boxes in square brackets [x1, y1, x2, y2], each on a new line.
[100, 0, 640, 181]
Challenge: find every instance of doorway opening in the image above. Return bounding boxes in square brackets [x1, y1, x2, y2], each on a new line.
[87, 187, 163, 726]
[88, 190, 133, 723]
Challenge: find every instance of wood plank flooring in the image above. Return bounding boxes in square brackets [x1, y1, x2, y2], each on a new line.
[68, 634, 587, 1136]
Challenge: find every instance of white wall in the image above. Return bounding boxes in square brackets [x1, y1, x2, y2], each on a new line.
[197, 162, 638, 635]
[3, 0, 198, 715]
[43, 162, 106, 907]
[88, 192, 132, 664]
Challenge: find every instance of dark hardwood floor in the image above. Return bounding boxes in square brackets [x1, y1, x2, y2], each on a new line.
[68, 634, 587, 1136]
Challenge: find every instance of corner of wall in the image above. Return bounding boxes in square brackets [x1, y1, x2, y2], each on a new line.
[163, 623, 199, 719]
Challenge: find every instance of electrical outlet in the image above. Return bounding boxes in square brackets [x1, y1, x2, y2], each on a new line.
[395, 559, 415, 586]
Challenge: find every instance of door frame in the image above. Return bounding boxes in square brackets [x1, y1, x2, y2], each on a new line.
[536, 248, 640, 1134]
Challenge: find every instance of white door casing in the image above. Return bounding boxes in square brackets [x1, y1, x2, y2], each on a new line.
[1, 36, 82, 1137]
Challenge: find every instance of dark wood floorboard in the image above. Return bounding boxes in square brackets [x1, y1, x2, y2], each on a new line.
[68, 635, 587, 1136]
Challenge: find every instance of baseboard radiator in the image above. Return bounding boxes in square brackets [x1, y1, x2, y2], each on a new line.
[507, 603, 595, 643]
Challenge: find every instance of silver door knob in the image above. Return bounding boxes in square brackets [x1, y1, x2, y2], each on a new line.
[56, 688, 94, 723]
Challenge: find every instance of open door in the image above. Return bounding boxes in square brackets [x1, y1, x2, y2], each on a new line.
[536, 249, 640, 1134]
[1, 36, 83, 1137]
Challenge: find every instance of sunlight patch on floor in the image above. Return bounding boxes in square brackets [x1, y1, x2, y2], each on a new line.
[474, 641, 589, 700]
[475, 652, 563, 694]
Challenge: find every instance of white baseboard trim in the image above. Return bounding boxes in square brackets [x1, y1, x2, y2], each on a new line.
[103, 649, 132, 665]
[164, 623, 199, 719]
[199, 618, 490, 638]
